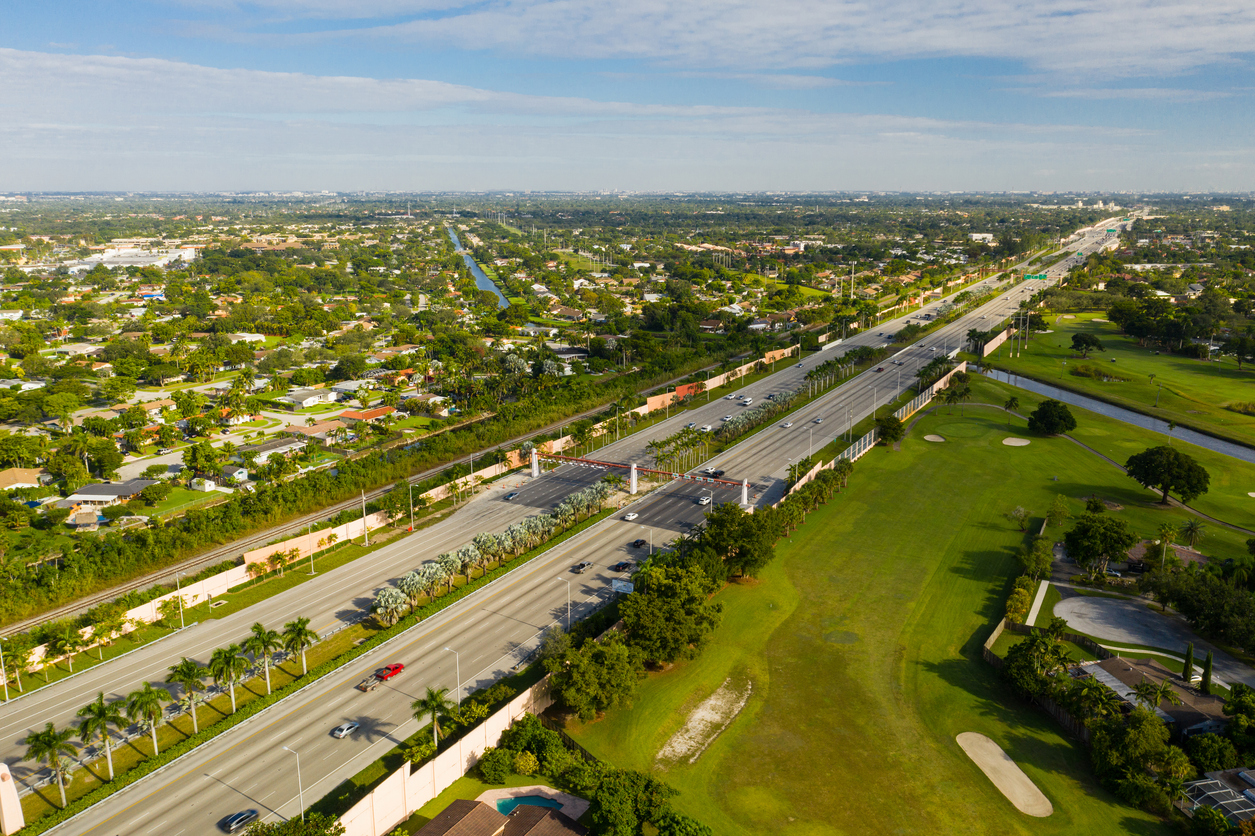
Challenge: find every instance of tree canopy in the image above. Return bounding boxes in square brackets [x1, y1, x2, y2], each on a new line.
[1124, 445, 1210, 504]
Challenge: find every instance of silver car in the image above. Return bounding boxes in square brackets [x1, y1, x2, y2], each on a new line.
[331, 722, 360, 739]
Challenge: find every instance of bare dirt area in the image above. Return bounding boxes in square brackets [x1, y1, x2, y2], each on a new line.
[656, 678, 752, 766]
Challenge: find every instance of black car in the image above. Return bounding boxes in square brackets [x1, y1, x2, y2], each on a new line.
[631, 538, 648, 548]
[222, 811, 259, 833]
[712, 469, 725, 477]
[611, 561, 633, 572]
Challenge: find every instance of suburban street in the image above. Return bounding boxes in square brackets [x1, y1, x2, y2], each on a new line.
[13, 219, 1126, 835]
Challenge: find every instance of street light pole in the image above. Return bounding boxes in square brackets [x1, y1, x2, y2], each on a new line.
[444, 646, 461, 707]
[175, 572, 185, 630]
[281, 746, 304, 822]
[0, 639, 8, 702]
[555, 577, 571, 631]
[408, 481, 415, 532]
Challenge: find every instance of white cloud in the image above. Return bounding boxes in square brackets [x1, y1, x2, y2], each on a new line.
[0, 48, 1248, 191]
[179, 0, 1255, 79]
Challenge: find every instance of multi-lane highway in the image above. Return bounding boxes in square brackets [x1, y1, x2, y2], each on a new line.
[18, 218, 1126, 835]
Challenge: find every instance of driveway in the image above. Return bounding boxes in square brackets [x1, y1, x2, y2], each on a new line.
[1054, 594, 1255, 688]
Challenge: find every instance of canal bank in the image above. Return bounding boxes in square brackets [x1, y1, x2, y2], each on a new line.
[445, 225, 509, 308]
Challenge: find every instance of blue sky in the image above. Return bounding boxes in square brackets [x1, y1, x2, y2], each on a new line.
[2, 0, 1253, 191]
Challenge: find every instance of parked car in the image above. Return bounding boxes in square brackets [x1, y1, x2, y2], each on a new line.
[504, 492, 519, 501]
[623, 512, 639, 521]
[574, 561, 594, 574]
[222, 811, 259, 833]
[631, 538, 648, 548]
[331, 722, 360, 739]
[611, 561, 633, 572]
[374, 663, 405, 681]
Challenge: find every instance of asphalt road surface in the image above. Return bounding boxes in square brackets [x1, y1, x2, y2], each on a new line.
[15, 218, 1127, 833]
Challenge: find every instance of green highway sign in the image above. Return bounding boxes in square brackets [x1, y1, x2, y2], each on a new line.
[1025, 273, 1048, 280]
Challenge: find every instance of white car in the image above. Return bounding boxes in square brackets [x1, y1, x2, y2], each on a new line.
[722, 415, 732, 421]
[622, 513, 639, 521]
[796, 362, 804, 368]
[742, 398, 753, 406]
[782, 421, 793, 428]
[698, 496, 712, 506]
[700, 425, 712, 432]
[814, 417, 823, 424]
[725, 394, 736, 400]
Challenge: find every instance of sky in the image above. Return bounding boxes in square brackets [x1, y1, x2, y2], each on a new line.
[2, 1, 1254, 192]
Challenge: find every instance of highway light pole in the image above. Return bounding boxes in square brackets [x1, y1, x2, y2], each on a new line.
[281, 746, 304, 822]
[444, 646, 461, 707]
[0, 638, 8, 702]
[175, 572, 185, 629]
[408, 481, 415, 532]
[555, 577, 571, 631]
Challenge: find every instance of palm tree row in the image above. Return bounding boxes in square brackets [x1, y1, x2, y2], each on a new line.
[374, 478, 618, 626]
[26, 618, 319, 809]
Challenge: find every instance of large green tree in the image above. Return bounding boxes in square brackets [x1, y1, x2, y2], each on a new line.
[1124, 445, 1211, 504]
[1064, 513, 1138, 575]
[620, 565, 722, 664]
[1027, 399, 1076, 435]
[545, 632, 644, 721]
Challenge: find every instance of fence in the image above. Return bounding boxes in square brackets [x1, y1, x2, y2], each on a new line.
[339, 677, 554, 836]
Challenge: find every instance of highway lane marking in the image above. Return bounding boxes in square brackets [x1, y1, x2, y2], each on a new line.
[146, 821, 166, 833]
[69, 510, 646, 835]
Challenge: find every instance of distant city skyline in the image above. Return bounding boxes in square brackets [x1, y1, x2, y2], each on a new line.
[3, 1, 1254, 192]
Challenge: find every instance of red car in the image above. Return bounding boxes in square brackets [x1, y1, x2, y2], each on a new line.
[874, 367, 884, 372]
[374, 663, 405, 681]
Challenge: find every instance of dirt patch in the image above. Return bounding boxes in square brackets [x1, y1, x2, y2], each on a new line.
[656, 678, 751, 766]
[924, 434, 946, 443]
[956, 732, 1053, 817]
[1080, 495, 1123, 511]
[1002, 438, 1031, 447]
[1128, 539, 1206, 567]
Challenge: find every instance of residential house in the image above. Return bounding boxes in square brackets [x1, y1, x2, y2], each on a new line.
[280, 388, 338, 409]
[138, 399, 177, 423]
[0, 379, 45, 391]
[221, 465, 249, 483]
[407, 393, 449, 418]
[415, 799, 587, 836]
[0, 467, 51, 492]
[282, 420, 346, 444]
[55, 479, 157, 511]
[238, 436, 308, 464]
[337, 406, 395, 424]
[331, 379, 373, 396]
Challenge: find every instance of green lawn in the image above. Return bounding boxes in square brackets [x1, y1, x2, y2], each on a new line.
[985, 311, 1255, 448]
[569, 406, 1188, 834]
[961, 373, 1255, 533]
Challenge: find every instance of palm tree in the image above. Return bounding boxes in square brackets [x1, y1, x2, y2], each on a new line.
[51, 626, 84, 674]
[282, 617, 319, 676]
[1182, 518, 1206, 548]
[208, 645, 248, 713]
[76, 692, 125, 781]
[127, 682, 166, 756]
[3, 632, 33, 693]
[166, 657, 205, 733]
[243, 623, 281, 695]
[1157, 524, 1179, 570]
[26, 723, 77, 808]
[412, 686, 456, 748]
[1004, 396, 1020, 427]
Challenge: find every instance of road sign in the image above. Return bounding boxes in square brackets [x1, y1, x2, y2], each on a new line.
[1025, 273, 1048, 280]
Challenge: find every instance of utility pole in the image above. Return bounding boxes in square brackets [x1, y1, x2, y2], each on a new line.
[362, 490, 369, 546]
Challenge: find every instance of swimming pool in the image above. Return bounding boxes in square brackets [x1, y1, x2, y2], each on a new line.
[495, 795, 563, 815]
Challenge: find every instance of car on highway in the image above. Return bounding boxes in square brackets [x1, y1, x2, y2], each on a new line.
[686, 422, 696, 429]
[874, 367, 884, 372]
[331, 722, 360, 739]
[725, 394, 736, 400]
[892, 360, 903, 366]
[611, 561, 633, 572]
[623, 512, 639, 521]
[222, 811, 259, 833]
[574, 561, 594, 573]
[374, 663, 405, 681]
[631, 538, 648, 548]
[504, 492, 519, 501]
[781, 421, 793, 428]
[712, 469, 725, 477]
[722, 415, 732, 421]
[814, 417, 823, 424]
[700, 425, 712, 432]
[796, 362, 804, 368]
[742, 398, 753, 406]
[698, 496, 712, 505]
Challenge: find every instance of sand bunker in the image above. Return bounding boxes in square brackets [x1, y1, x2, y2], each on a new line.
[1092, 318, 1110, 323]
[957, 732, 1053, 817]
[1002, 438, 1031, 447]
[657, 678, 751, 766]
[1061, 315, 1075, 319]
[924, 435, 946, 443]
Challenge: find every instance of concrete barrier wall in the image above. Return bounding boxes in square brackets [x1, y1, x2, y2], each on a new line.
[340, 677, 553, 836]
[981, 328, 1013, 357]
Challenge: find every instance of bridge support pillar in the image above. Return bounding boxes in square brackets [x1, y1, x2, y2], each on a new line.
[530, 448, 540, 479]
[742, 479, 749, 506]
[629, 463, 638, 494]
